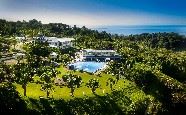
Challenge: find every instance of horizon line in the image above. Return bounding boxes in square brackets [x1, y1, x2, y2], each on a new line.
[2, 18, 186, 28]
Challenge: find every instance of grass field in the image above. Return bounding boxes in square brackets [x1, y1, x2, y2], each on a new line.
[15, 65, 131, 100]
[13, 65, 152, 114]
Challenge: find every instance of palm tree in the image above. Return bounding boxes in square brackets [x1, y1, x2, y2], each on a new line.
[13, 63, 34, 96]
[0, 62, 15, 83]
[62, 73, 82, 97]
[86, 78, 100, 94]
[28, 19, 42, 40]
[106, 78, 117, 91]
[38, 66, 58, 98]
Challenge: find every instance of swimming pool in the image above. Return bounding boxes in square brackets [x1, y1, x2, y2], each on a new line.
[69, 62, 106, 73]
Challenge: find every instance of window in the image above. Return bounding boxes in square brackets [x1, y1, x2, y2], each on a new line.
[88, 52, 92, 55]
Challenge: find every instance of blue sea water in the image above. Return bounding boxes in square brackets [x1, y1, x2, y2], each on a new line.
[91, 25, 186, 36]
[69, 62, 106, 73]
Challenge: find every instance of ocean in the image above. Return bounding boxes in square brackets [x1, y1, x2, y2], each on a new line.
[91, 25, 186, 36]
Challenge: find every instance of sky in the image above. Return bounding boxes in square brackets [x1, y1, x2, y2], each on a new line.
[0, 0, 186, 26]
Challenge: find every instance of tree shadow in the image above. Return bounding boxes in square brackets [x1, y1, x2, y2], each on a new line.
[0, 83, 27, 114]
[12, 89, 149, 115]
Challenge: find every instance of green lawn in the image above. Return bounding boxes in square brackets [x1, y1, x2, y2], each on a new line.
[13, 66, 153, 114]
[15, 65, 131, 100]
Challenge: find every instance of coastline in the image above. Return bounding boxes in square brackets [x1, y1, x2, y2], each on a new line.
[91, 25, 186, 36]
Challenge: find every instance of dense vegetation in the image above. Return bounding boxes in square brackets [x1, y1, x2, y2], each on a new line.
[0, 19, 186, 114]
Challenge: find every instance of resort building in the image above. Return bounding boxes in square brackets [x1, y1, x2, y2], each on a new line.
[76, 49, 121, 62]
[15, 36, 26, 42]
[37, 36, 74, 49]
[50, 52, 58, 59]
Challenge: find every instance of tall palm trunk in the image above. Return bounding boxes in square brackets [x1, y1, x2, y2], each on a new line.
[22, 84, 27, 96]
[47, 90, 50, 98]
[92, 88, 96, 94]
[70, 88, 75, 97]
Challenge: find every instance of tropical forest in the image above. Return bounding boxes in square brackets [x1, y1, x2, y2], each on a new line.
[0, 19, 186, 115]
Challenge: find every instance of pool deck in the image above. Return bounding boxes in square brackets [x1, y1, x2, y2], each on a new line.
[94, 64, 108, 75]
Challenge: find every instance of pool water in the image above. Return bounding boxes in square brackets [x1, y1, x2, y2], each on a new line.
[69, 62, 106, 73]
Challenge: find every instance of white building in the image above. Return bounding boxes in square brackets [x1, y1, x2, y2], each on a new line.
[15, 37, 26, 42]
[13, 52, 25, 59]
[38, 36, 74, 49]
[50, 52, 58, 59]
[77, 49, 121, 62]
